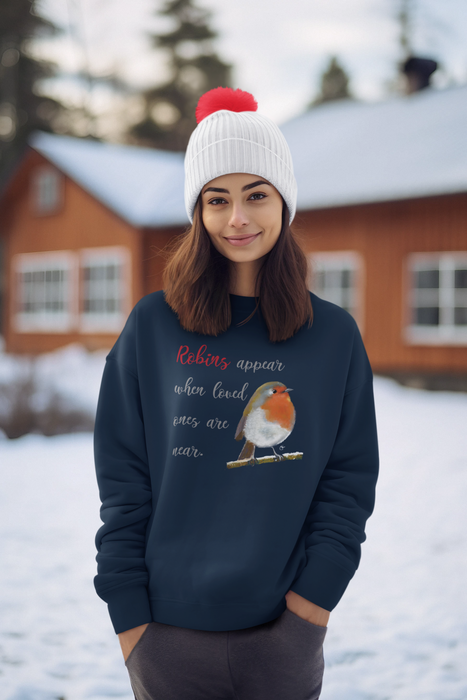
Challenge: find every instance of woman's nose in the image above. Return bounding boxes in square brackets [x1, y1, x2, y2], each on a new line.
[228, 202, 249, 228]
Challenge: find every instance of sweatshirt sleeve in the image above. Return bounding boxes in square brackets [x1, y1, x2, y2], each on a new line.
[93, 309, 153, 635]
[289, 320, 379, 612]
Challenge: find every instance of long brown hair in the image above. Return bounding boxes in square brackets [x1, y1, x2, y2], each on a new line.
[161, 196, 313, 343]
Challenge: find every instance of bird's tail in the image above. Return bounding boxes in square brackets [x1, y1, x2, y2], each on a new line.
[237, 440, 255, 461]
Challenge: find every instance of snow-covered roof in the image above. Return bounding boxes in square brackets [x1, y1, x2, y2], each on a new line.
[27, 85, 467, 226]
[28, 131, 188, 227]
[281, 84, 467, 211]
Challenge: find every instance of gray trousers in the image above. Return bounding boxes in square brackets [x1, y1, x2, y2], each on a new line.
[125, 607, 327, 700]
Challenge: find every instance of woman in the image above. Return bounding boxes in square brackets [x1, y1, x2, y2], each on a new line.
[93, 87, 379, 700]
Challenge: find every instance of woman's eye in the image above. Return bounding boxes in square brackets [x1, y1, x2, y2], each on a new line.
[207, 193, 266, 205]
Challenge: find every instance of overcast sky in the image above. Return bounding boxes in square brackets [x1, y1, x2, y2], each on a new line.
[35, 0, 467, 127]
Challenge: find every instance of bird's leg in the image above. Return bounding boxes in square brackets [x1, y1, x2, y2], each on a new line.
[271, 447, 285, 461]
[248, 448, 258, 466]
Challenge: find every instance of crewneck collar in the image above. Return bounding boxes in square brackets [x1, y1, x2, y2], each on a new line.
[229, 293, 259, 312]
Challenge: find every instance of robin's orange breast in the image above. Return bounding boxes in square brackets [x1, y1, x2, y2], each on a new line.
[243, 403, 296, 448]
[261, 393, 295, 431]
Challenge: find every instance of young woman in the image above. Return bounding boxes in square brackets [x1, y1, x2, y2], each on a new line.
[93, 87, 380, 700]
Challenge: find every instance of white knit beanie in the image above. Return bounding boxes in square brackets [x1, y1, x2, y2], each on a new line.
[184, 87, 297, 225]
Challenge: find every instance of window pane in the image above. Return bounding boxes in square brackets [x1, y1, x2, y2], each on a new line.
[326, 269, 341, 288]
[341, 268, 353, 288]
[310, 260, 357, 319]
[454, 307, 467, 325]
[106, 264, 117, 280]
[455, 268, 467, 288]
[415, 269, 439, 288]
[17, 262, 69, 317]
[32, 270, 44, 284]
[314, 270, 325, 291]
[96, 298, 106, 313]
[81, 260, 122, 317]
[35, 169, 60, 213]
[415, 307, 439, 325]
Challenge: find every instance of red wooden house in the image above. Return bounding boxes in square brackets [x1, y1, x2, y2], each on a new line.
[1, 83, 466, 389]
[0, 133, 187, 354]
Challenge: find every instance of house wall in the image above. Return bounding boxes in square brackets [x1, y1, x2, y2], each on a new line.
[2, 150, 466, 377]
[296, 192, 467, 375]
[2, 151, 143, 354]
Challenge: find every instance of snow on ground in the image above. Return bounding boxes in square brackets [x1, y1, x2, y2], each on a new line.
[0, 337, 108, 416]
[0, 343, 466, 699]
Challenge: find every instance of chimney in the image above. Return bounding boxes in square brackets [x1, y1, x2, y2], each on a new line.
[402, 56, 438, 94]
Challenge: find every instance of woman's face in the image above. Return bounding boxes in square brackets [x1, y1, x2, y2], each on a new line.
[200, 173, 283, 265]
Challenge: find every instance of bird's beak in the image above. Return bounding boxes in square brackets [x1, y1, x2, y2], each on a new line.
[285, 388, 293, 392]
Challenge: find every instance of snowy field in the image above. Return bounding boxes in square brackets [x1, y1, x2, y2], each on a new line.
[0, 342, 467, 700]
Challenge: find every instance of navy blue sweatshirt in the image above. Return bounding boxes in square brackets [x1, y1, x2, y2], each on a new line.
[93, 290, 379, 635]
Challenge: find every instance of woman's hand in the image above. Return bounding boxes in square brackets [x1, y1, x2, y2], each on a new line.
[118, 623, 150, 662]
[285, 590, 330, 627]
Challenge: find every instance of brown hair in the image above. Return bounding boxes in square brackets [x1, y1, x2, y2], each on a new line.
[161, 196, 313, 343]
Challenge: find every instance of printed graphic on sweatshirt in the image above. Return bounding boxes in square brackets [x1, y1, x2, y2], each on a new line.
[173, 343, 304, 469]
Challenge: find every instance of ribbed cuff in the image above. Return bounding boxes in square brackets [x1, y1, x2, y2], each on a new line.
[105, 584, 153, 634]
[289, 551, 355, 611]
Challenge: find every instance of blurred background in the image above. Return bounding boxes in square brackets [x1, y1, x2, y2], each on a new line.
[0, 1, 466, 698]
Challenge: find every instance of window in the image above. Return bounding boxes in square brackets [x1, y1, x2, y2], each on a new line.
[405, 252, 467, 345]
[30, 165, 63, 215]
[12, 247, 131, 335]
[79, 247, 130, 333]
[308, 251, 364, 331]
[13, 251, 77, 332]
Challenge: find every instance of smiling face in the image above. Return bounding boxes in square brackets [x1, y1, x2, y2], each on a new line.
[200, 172, 284, 269]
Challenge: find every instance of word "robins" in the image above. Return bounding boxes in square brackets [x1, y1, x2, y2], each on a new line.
[176, 344, 231, 371]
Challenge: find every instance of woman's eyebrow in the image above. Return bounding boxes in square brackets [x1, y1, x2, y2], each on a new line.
[242, 180, 270, 192]
[202, 180, 271, 195]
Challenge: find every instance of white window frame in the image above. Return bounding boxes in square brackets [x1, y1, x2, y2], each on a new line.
[404, 252, 467, 345]
[307, 250, 365, 333]
[12, 251, 79, 333]
[79, 246, 131, 334]
[30, 165, 64, 215]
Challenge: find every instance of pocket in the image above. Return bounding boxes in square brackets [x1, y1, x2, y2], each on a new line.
[283, 608, 328, 634]
[124, 623, 153, 668]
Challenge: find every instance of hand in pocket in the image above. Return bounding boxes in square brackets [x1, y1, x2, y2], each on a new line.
[118, 623, 150, 662]
[285, 590, 330, 628]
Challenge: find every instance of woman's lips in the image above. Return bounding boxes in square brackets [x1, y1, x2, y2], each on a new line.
[225, 233, 261, 246]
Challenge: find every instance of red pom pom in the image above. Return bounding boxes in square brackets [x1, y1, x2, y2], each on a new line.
[195, 87, 258, 123]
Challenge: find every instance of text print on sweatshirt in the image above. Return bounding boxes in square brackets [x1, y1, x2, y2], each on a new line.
[93, 291, 379, 635]
[174, 344, 296, 465]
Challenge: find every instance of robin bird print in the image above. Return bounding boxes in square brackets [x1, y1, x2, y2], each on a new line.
[235, 381, 296, 464]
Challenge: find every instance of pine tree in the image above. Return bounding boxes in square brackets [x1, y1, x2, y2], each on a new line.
[128, 0, 232, 152]
[0, 0, 65, 188]
[309, 55, 353, 108]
